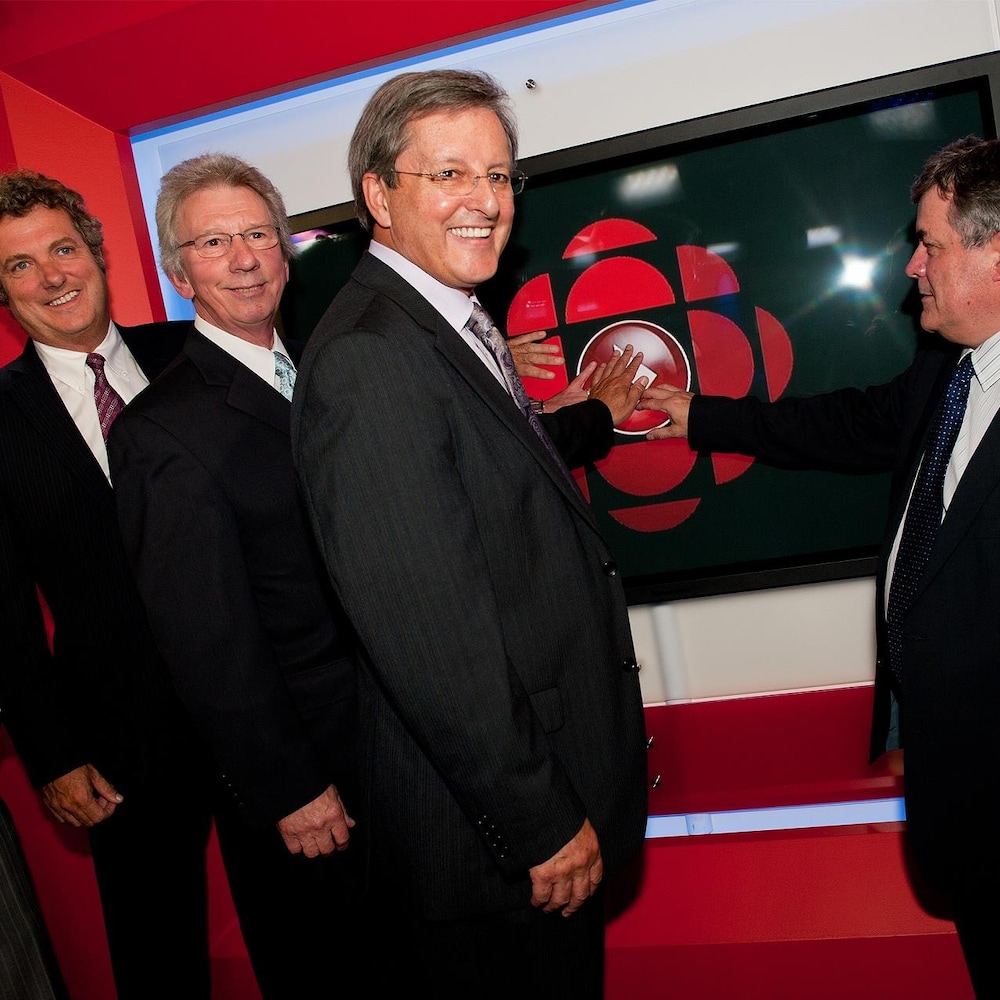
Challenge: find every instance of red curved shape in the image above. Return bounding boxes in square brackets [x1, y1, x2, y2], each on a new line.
[594, 438, 696, 497]
[572, 467, 591, 502]
[506, 273, 558, 335]
[609, 498, 700, 532]
[566, 258, 675, 323]
[563, 219, 657, 258]
[711, 452, 755, 485]
[677, 245, 740, 302]
[689, 310, 755, 397]
[756, 306, 794, 401]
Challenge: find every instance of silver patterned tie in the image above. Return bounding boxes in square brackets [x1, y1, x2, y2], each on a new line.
[465, 302, 577, 488]
[274, 351, 296, 402]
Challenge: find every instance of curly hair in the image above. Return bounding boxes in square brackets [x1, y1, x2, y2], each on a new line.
[0, 170, 105, 305]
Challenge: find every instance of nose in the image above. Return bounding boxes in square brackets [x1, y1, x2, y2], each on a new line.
[905, 245, 926, 279]
[465, 176, 500, 215]
[227, 233, 261, 270]
[38, 258, 67, 288]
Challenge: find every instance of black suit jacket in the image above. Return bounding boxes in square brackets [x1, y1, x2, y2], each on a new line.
[0, 322, 192, 792]
[108, 327, 357, 826]
[688, 339, 1000, 890]
[291, 253, 648, 919]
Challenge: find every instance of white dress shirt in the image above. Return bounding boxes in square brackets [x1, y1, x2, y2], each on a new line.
[366, 242, 511, 395]
[886, 329, 1000, 608]
[194, 316, 294, 394]
[34, 322, 148, 482]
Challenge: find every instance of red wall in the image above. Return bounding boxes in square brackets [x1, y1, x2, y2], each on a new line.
[0, 3, 976, 997]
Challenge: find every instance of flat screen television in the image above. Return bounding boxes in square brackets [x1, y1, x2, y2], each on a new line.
[280, 51, 1000, 605]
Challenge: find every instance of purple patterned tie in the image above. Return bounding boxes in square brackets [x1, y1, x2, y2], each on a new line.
[465, 303, 577, 489]
[886, 353, 974, 685]
[85, 353, 125, 440]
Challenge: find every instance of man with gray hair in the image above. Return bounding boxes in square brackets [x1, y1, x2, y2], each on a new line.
[108, 153, 363, 997]
[292, 69, 648, 997]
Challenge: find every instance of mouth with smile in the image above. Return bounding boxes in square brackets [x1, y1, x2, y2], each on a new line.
[449, 227, 493, 239]
[47, 289, 79, 307]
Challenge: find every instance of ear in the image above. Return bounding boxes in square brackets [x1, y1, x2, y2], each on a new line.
[167, 269, 195, 302]
[989, 233, 1000, 283]
[362, 173, 392, 230]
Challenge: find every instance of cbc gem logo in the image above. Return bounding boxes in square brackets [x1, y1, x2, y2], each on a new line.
[506, 217, 794, 533]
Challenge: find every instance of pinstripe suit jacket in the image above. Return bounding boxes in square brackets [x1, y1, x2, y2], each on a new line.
[292, 254, 648, 920]
[0, 322, 196, 792]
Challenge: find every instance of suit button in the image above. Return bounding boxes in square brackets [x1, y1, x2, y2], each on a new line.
[601, 561, 618, 576]
[622, 659, 640, 672]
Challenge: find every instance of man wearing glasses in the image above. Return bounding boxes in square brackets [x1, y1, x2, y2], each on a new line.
[292, 69, 649, 997]
[107, 154, 363, 997]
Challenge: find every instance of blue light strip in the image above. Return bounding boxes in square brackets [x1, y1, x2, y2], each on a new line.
[645, 797, 906, 839]
[130, 0, 656, 142]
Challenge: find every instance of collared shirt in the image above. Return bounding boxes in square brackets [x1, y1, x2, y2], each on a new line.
[194, 316, 294, 395]
[886, 329, 1000, 607]
[34, 321, 148, 481]
[366, 242, 511, 395]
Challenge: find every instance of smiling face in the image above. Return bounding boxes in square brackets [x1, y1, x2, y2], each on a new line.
[169, 184, 288, 347]
[905, 187, 1000, 348]
[362, 106, 515, 293]
[0, 205, 110, 352]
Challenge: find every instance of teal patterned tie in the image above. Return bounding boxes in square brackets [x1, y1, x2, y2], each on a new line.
[274, 351, 296, 402]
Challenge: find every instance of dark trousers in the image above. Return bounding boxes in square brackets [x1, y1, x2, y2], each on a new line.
[88, 781, 214, 1000]
[0, 798, 69, 1000]
[382, 887, 608, 1000]
[212, 791, 366, 1000]
[953, 877, 1000, 999]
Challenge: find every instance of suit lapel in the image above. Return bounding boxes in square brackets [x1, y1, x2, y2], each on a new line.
[921, 407, 1000, 587]
[6, 342, 111, 500]
[184, 329, 290, 434]
[353, 255, 594, 516]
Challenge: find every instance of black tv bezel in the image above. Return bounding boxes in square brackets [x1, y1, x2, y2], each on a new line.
[285, 51, 1000, 606]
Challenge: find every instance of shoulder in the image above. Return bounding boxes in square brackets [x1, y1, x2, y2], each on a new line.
[117, 319, 190, 373]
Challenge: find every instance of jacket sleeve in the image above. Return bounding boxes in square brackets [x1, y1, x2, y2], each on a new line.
[538, 399, 614, 469]
[108, 412, 331, 827]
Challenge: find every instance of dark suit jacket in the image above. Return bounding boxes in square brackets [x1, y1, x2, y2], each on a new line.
[540, 400, 614, 469]
[0, 322, 192, 792]
[291, 253, 648, 920]
[108, 327, 357, 827]
[687, 339, 999, 891]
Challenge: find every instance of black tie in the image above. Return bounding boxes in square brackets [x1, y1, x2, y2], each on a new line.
[886, 353, 974, 685]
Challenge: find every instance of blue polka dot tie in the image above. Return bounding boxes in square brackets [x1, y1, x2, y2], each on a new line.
[465, 303, 577, 489]
[886, 353, 974, 685]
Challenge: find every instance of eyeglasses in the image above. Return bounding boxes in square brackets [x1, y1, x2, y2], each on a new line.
[393, 168, 527, 197]
[176, 224, 281, 259]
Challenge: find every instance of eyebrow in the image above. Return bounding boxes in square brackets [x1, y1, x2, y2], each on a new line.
[187, 222, 274, 238]
[2, 235, 82, 268]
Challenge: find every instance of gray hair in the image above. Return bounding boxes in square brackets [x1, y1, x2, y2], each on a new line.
[156, 152, 293, 277]
[348, 69, 518, 232]
[911, 135, 1000, 249]
[0, 170, 105, 305]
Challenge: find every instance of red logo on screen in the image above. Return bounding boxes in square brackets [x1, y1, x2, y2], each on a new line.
[505, 218, 794, 533]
